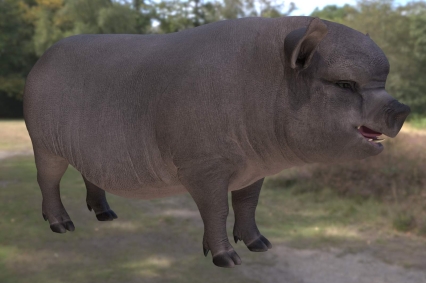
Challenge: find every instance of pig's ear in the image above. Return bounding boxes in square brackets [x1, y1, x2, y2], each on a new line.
[284, 17, 328, 70]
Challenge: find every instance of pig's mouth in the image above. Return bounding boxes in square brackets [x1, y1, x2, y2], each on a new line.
[357, 126, 385, 144]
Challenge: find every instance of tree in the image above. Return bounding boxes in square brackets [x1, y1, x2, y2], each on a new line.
[97, 2, 139, 34]
[0, 0, 38, 102]
[153, 0, 296, 34]
[310, 4, 358, 23]
[29, 0, 66, 56]
[131, 0, 156, 33]
[153, 0, 222, 33]
[29, 0, 154, 56]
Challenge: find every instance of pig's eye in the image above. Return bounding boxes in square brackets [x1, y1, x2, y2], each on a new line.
[336, 81, 354, 90]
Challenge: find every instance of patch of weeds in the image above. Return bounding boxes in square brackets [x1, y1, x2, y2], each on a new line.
[291, 181, 322, 195]
[392, 211, 416, 232]
[379, 166, 400, 176]
[161, 215, 176, 225]
[342, 194, 371, 205]
[416, 221, 426, 237]
[407, 114, 426, 129]
[264, 177, 298, 189]
[341, 205, 358, 218]
[380, 207, 389, 217]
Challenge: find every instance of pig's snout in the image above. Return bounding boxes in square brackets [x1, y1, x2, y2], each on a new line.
[385, 100, 411, 137]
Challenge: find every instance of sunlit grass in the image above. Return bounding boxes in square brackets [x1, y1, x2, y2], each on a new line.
[256, 184, 392, 249]
[122, 255, 173, 277]
[0, 119, 32, 151]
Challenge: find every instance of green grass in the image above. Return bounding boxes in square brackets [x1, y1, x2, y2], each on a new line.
[2, 155, 426, 282]
[407, 114, 426, 129]
[260, 180, 390, 249]
[0, 119, 32, 151]
[392, 211, 416, 232]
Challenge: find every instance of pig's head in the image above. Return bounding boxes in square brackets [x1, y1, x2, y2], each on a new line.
[280, 17, 411, 163]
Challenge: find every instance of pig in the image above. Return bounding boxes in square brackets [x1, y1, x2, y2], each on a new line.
[23, 16, 411, 268]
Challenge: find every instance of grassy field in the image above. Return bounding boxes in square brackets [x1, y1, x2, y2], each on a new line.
[0, 120, 33, 151]
[1, 120, 426, 282]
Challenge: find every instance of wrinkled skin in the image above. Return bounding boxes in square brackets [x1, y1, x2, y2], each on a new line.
[23, 16, 410, 268]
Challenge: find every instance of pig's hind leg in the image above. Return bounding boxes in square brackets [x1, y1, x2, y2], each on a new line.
[82, 175, 118, 221]
[34, 147, 75, 233]
[232, 178, 272, 252]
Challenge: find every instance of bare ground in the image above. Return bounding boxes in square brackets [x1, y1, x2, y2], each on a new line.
[0, 149, 33, 160]
[239, 246, 426, 283]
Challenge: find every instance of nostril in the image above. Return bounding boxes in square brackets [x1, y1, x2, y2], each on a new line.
[395, 113, 405, 121]
[405, 105, 411, 115]
[394, 105, 411, 121]
[385, 101, 411, 129]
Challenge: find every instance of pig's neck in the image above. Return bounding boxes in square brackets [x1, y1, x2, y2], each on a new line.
[271, 86, 312, 169]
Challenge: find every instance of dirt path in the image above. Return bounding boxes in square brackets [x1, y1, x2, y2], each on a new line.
[240, 246, 426, 283]
[0, 149, 33, 160]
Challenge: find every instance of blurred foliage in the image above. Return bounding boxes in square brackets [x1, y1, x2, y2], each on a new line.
[0, 0, 425, 118]
[0, 0, 38, 102]
[152, 0, 294, 35]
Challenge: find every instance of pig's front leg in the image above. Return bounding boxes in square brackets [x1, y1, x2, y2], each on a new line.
[178, 161, 241, 268]
[232, 178, 272, 252]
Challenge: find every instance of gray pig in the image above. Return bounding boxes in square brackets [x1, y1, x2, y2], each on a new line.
[23, 16, 410, 268]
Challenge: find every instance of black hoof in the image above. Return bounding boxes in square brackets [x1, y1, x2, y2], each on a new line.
[65, 221, 75, 232]
[234, 235, 240, 244]
[42, 213, 47, 221]
[96, 210, 118, 221]
[50, 221, 75, 233]
[212, 250, 242, 268]
[203, 247, 210, 257]
[87, 204, 92, 211]
[50, 223, 66, 233]
[247, 235, 272, 252]
[260, 235, 272, 249]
